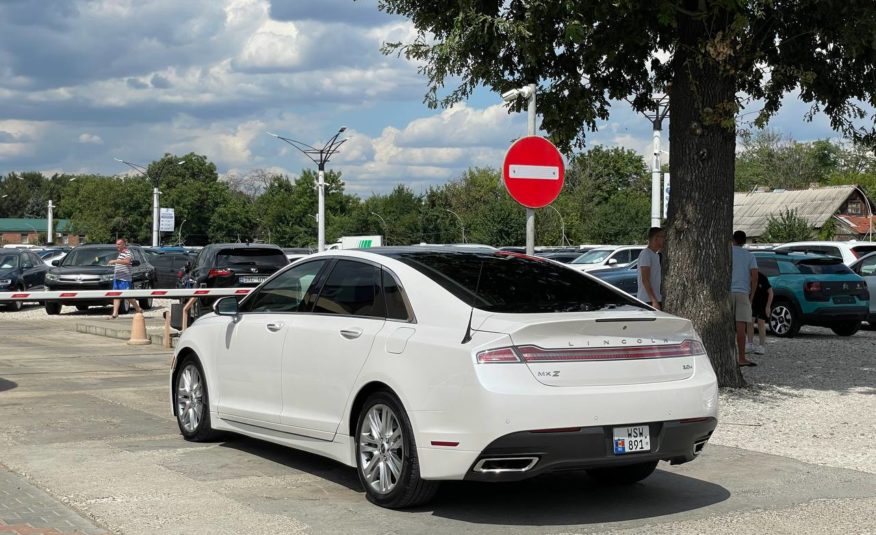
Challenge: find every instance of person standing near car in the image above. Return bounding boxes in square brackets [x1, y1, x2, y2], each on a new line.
[747, 271, 774, 355]
[731, 231, 758, 367]
[637, 227, 665, 310]
[107, 239, 142, 319]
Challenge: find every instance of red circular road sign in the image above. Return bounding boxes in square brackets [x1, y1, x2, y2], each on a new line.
[502, 136, 565, 208]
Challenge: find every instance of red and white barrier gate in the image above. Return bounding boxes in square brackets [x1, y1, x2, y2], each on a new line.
[0, 288, 252, 301]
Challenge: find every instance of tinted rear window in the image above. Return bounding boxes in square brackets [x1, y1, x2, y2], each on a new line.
[852, 245, 876, 257]
[216, 248, 288, 269]
[389, 252, 645, 313]
[796, 259, 853, 275]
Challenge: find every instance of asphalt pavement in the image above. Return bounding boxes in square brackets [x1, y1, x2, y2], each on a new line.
[0, 319, 874, 534]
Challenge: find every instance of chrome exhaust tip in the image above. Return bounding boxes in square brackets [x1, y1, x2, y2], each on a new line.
[693, 439, 708, 455]
[473, 456, 539, 473]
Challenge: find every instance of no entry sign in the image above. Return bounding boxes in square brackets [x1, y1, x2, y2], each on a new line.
[502, 136, 565, 208]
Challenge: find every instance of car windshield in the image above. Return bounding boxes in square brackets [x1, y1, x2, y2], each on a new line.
[571, 249, 614, 264]
[216, 248, 288, 269]
[62, 248, 118, 266]
[389, 251, 646, 313]
[0, 254, 19, 269]
[796, 259, 853, 275]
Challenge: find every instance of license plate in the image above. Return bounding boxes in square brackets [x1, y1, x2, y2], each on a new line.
[833, 296, 854, 304]
[613, 425, 651, 454]
[239, 276, 267, 284]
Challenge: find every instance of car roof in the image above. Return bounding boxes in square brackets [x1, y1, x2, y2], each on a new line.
[753, 251, 839, 262]
[206, 243, 284, 250]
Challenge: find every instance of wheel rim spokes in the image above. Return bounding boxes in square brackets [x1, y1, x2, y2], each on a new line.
[359, 404, 404, 494]
[176, 364, 204, 432]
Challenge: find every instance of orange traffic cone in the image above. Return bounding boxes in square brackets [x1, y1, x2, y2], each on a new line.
[127, 311, 152, 345]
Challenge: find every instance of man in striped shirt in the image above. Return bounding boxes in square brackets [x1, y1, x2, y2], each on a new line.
[108, 239, 142, 318]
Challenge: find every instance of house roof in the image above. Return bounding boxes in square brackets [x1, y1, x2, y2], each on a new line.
[733, 186, 861, 238]
[835, 215, 876, 235]
[0, 218, 72, 233]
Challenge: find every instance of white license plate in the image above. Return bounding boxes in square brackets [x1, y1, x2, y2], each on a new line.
[613, 425, 651, 455]
[239, 276, 267, 284]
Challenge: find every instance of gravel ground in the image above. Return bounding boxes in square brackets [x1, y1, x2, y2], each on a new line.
[712, 325, 876, 475]
[3, 301, 874, 475]
[0, 298, 177, 321]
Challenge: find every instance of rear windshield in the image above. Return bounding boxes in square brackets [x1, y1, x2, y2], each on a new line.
[216, 248, 287, 269]
[852, 245, 876, 257]
[796, 259, 853, 275]
[571, 249, 614, 265]
[63, 248, 118, 266]
[389, 252, 646, 313]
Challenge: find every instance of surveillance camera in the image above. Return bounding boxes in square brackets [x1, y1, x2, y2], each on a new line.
[501, 89, 520, 102]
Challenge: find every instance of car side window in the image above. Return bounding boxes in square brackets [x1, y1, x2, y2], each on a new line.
[243, 260, 327, 313]
[382, 269, 412, 321]
[21, 254, 33, 269]
[758, 258, 779, 277]
[860, 256, 876, 276]
[777, 260, 800, 274]
[313, 260, 383, 318]
[629, 248, 642, 261]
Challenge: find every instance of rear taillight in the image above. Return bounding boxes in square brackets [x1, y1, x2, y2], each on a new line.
[476, 347, 522, 363]
[805, 281, 822, 293]
[804, 281, 829, 301]
[208, 268, 232, 278]
[477, 339, 705, 364]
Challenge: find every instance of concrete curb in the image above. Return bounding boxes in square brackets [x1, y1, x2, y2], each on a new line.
[75, 320, 175, 348]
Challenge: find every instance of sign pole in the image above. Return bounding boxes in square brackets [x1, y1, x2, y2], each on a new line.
[526, 83, 536, 256]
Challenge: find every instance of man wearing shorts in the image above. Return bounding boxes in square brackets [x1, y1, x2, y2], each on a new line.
[107, 239, 142, 319]
[731, 230, 758, 366]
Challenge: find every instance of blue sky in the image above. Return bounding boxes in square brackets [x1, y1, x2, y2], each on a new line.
[0, 0, 848, 196]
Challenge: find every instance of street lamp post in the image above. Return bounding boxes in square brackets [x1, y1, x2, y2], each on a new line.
[268, 127, 347, 252]
[639, 94, 670, 227]
[114, 157, 183, 247]
[370, 211, 389, 245]
[501, 83, 537, 255]
[546, 204, 567, 246]
[446, 209, 466, 243]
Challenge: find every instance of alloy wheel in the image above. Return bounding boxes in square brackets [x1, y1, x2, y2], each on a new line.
[770, 305, 792, 335]
[358, 404, 404, 494]
[176, 364, 204, 433]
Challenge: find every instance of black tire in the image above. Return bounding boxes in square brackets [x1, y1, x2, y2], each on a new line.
[173, 355, 217, 442]
[768, 300, 801, 338]
[76, 305, 90, 312]
[830, 322, 861, 337]
[586, 461, 659, 485]
[5, 286, 25, 311]
[354, 391, 439, 509]
[138, 282, 153, 310]
[45, 301, 62, 315]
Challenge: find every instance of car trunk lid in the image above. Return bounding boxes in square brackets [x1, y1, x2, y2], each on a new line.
[474, 310, 702, 387]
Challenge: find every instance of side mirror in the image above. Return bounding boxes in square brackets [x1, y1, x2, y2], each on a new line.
[607, 258, 619, 266]
[184, 261, 192, 271]
[52, 260, 61, 266]
[213, 296, 239, 316]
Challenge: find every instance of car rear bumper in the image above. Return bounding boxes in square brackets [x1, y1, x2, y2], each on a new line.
[462, 417, 716, 482]
[802, 305, 868, 323]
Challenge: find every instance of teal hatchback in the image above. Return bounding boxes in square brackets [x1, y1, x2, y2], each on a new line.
[754, 252, 869, 337]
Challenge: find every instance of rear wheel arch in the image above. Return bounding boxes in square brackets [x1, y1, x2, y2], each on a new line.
[348, 381, 401, 437]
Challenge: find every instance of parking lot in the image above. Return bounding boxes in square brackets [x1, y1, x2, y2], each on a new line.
[0, 312, 873, 534]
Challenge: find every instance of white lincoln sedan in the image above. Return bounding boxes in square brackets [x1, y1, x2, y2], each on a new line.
[170, 248, 718, 508]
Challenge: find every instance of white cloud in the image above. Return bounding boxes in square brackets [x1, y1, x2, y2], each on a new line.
[236, 20, 304, 71]
[0, 120, 45, 160]
[77, 133, 103, 144]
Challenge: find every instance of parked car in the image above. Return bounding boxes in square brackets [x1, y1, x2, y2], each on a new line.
[849, 251, 876, 325]
[39, 249, 69, 266]
[536, 251, 583, 263]
[569, 245, 644, 272]
[773, 241, 876, 266]
[170, 247, 718, 508]
[754, 251, 869, 337]
[283, 247, 315, 262]
[0, 249, 49, 311]
[142, 247, 195, 289]
[589, 260, 639, 295]
[185, 243, 289, 317]
[43, 244, 157, 315]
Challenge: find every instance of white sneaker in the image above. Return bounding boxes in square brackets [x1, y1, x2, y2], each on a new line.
[754, 345, 765, 355]
[746, 342, 755, 353]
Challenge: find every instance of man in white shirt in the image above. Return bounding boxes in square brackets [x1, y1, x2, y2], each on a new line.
[731, 231, 758, 367]
[637, 227, 664, 309]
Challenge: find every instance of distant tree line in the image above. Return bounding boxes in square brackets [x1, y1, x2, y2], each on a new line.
[1, 133, 872, 247]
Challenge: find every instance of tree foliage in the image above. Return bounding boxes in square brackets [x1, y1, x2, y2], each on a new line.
[762, 209, 813, 243]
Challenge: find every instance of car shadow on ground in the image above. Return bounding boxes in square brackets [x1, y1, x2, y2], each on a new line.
[0, 378, 17, 392]
[221, 437, 730, 524]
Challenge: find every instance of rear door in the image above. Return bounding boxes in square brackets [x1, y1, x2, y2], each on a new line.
[281, 259, 387, 438]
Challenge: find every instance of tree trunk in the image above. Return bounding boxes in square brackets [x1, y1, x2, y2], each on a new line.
[664, 5, 745, 387]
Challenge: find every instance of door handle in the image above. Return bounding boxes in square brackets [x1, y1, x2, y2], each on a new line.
[340, 327, 363, 340]
[266, 322, 284, 332]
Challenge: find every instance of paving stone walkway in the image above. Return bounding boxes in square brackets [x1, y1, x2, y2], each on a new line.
[0, 466, 109, 535]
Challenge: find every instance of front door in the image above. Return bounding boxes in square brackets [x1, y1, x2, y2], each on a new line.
[281, 260, 386, 438]
[216, 259, 328, 425]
